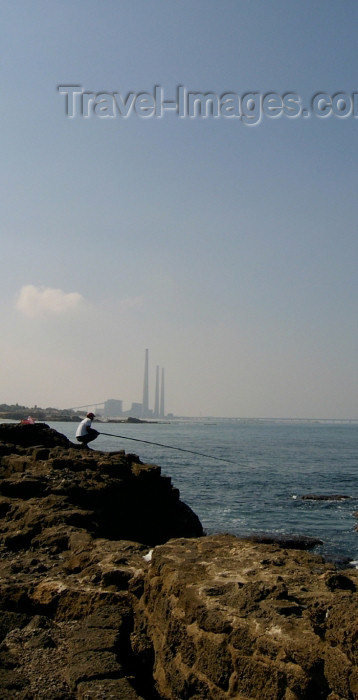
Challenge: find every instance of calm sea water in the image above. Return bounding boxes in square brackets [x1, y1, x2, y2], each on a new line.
[51, 419, 358, 564]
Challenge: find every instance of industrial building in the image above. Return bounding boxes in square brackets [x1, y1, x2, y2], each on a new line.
[102, 349, 165, 419]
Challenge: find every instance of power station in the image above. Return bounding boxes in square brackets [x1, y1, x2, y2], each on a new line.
[102, 349, 166, 419]
[141, 348, 165, 418]
[142, 348, 149, 417]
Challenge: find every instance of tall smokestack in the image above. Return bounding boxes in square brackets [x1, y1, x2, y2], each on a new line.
[160, 367, 165, 418]
[142, 349, 149, 417]
[154, 365, 160, 418]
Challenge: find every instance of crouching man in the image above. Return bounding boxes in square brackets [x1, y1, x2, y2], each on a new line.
[75, 412, 99, 448]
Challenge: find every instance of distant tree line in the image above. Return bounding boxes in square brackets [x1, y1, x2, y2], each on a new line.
[0, 404, 80, 421]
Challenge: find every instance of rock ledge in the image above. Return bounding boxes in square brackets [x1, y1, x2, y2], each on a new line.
[0, 423, 357, 700]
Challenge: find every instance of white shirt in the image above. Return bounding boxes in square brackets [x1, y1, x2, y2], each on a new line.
[76, 417, 92, 438]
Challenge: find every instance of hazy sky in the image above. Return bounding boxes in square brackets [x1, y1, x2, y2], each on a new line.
[1, 0, 357, 418]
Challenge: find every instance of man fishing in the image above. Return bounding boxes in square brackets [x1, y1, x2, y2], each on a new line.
[75, 412, 99, 448]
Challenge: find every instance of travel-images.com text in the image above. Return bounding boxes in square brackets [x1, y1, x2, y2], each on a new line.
[58, 85, 358, 125]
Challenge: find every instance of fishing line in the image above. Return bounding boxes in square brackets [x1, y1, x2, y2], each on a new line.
[99, 431, 237, 465]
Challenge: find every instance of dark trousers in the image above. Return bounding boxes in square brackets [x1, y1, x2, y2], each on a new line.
[76, 428, 98, 446]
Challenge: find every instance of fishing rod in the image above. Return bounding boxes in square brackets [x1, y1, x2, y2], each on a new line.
[98, 431, 237, 465]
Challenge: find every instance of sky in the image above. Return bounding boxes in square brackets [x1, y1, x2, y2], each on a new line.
[1, 0, 358, 419]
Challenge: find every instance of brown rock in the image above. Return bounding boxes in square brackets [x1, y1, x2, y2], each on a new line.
[132, 534, 358, 699]
[301, 494, 350, 501]
[77, 677, 146, 699]
[1, 424, 358, 699]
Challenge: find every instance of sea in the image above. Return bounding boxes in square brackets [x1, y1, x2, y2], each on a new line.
[50, 419, 358, 566]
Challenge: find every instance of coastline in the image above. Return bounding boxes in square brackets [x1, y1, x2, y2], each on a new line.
[0, 422, 357, 699]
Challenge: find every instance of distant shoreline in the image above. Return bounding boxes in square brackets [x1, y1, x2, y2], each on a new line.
[0, 404, 357, 424]
[0, 412, 163, 425]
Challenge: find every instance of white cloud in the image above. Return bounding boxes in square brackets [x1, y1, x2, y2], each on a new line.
[16, 285, 84, 318]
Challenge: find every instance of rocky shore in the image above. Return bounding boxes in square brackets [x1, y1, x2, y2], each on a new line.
[0, 423, 357, 699]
